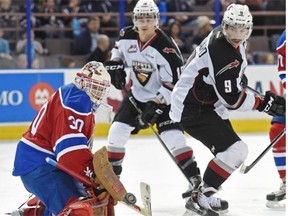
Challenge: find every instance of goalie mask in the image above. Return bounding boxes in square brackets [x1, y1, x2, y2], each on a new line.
[133, 0, 160, 31]
[75, 61, 111, 105]
[222, 4, 253, 46]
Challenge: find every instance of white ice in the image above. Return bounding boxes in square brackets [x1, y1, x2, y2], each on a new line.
[0, 133, 286, 216]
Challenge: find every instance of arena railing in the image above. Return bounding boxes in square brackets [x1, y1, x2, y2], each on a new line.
[0, 11, 285, 42]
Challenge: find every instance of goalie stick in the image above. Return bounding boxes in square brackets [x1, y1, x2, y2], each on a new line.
[140, 182, 152, 215]
[239, 128, 286, 174]
[45, 157, 152, 216]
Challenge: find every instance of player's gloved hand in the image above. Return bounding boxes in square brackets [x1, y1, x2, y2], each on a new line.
[240, 74, 248, 86]
[104, 60, 126, 89]
[140, 101, 165, 127]
[257, 91, 285, 116]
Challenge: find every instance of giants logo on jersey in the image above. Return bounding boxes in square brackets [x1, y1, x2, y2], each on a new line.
[132, 61, 155, 86]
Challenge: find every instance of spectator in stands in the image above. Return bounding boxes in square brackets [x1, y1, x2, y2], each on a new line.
[245, 40, 255, 65]
[194, 0, 212, 5]
[37, 0, 65, 39]
[192, 16, 214, 50]
[16, 53, 40, 69]
[0, 0, 16, 37]
[60, 55, 77, 68]
[261, 53, 276, 64]
[83, 0, 114, 13]
[54, 0, 69, 8]
[16, 30, 45, 59]
[124, 0, 138, 26]
[72, 16, 101, 55]
[166, 0, 195, 27]
[62, 0, 86, 38]
[100, 14, 118, 38]
[87, 34, 110, 63]
[263, 0, 285, 36]
[0, 28, 12, 60]
[18, 1, 41, 38]
[167, 20, 190, 54]
[219, 0, 237, 11]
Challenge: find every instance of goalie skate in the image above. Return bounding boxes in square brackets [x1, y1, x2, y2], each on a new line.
[266, 183, 286, 209]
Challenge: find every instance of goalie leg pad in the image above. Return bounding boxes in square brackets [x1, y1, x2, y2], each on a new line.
[93, 146, 127, 201]
[27, 196, 43, 207]
[10, 196, 45, 216]
[59, 197, 109, 216]
[11, 206, 45, 216]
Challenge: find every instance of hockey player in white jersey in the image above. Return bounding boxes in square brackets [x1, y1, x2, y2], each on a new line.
[170, 3, 286, 216]
[104, 0, 202, 204]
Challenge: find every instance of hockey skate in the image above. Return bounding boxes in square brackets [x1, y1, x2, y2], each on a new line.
[266, 182, 286, 208]
[184, 185, 228, 216]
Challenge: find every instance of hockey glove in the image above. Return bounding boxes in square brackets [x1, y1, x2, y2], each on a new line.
[240, 74, 248, 86]
[140, 101, 165, 127]
[104, 60, 126, 89]
[256, 91, 286, 116]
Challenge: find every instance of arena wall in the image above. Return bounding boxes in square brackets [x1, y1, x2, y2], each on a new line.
[0, 65, 283, 140]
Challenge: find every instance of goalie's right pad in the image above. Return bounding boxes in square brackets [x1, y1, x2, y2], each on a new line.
[59, 197, 110, 216]
[93, 146, 127, 202]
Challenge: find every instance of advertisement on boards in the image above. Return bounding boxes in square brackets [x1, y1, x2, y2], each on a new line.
[0, 72, 64, 123]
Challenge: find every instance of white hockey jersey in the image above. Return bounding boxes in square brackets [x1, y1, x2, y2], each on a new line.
[170, 26, 257, 122]
[111, 26, 184, 105]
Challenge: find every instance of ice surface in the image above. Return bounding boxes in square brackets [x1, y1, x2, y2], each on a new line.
[0, 133, 285, 216]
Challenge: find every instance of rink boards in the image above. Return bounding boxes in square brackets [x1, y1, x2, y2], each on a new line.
[0, 65, 283, 140]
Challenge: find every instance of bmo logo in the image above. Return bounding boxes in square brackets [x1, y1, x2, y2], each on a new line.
[29, 82, 54, 111]
[0, 90, 23, 106]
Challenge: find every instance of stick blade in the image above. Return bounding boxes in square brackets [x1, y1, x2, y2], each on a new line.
[239, 163, 248, 174]
[140, 182, 152, 216]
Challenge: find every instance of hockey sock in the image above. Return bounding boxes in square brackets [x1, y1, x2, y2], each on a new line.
[203, 158, 232, 189]
[270, 123, 286, 182]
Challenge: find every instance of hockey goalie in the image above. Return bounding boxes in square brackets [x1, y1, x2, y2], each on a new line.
[10, 62, 131, 215]
[12, 147, 133, 216]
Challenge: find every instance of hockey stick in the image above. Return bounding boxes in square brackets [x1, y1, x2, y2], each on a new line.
[122, 87, 196, 190]
[241, 82, 286, 116]
[239, 82, 286, 174]
[5, 194, 34, 215]
[240, 82, 264, 98]
[239, 128, 286, 174]
[45, 157, 152, 216]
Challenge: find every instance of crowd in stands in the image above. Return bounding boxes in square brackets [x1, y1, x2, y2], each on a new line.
[0, 0, 285, 68]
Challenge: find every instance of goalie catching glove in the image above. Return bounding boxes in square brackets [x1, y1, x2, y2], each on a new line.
[256, 91, 285, 116]
[104, 61, 126, 89]
[138, 101, 166, 128]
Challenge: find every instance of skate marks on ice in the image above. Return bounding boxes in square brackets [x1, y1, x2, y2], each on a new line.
[0, 134, 286, 216]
